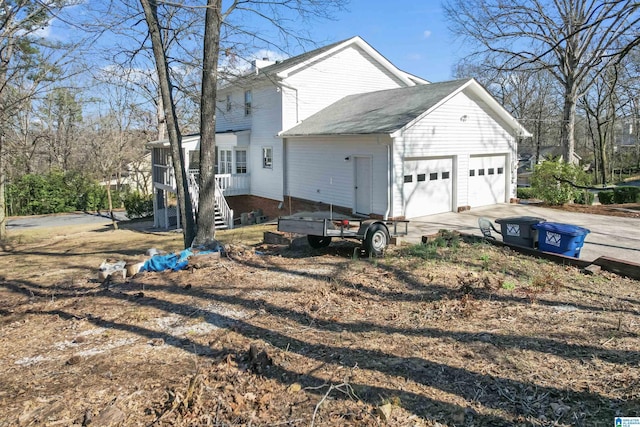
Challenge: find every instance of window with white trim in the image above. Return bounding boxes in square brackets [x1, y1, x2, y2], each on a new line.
[236, 149, 247, 174]
[219, 149, 232, 174]
[262, 147, 272, 169]
[244, 90, 252, 116]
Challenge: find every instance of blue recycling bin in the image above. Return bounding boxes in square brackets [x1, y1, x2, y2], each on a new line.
[533, 222, 591, 258]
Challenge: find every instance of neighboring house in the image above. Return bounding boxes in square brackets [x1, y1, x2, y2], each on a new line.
[101, 152, 153, 195]
[149, 36, 530, 229]
[522, 146, 582, 170]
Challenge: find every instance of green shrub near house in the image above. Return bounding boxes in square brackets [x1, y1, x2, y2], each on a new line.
[530, 160, 589, 205]
[613, 186, 640, 204]
[574, 190, 594, 205]
[516, 187, 535, 200]
[598, 190, 615, 205]
[123, 191, 154, 219]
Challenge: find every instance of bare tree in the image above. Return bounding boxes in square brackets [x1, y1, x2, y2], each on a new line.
[194, 0, 223, 245]
[194, 0, 348, 243]
[444, 0, 640, 164]
[139, 0, 197, 247]
[134, 0, 347, 246]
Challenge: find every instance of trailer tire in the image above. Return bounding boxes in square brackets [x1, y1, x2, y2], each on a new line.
[364, 224, 389, 257]
[307, 235, 332, 249]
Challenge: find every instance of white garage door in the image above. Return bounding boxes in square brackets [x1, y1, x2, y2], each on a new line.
[468, 155, 507, 207]
[403, 157, 453, 217]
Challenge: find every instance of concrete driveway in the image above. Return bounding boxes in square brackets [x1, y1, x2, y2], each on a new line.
[407, 203, 640, 264]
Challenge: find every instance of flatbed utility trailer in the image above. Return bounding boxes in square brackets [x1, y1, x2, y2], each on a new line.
[277, 216, 409, 256]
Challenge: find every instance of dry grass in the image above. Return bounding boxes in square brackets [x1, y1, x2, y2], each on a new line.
[0, 221, 638, 426]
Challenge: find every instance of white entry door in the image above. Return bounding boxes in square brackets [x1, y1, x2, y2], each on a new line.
[355, 157, 372, 215]
[403, 157, 453, 217]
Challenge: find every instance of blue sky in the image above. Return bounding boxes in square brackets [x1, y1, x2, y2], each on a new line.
[312, 0, 459, 82]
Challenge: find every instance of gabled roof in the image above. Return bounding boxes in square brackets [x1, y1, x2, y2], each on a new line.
[223, 36, 417, 88]
[281, 79, 531, 137]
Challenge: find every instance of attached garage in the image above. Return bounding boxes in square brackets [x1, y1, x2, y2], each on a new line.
[281, 79, 530, 220]
[403, 157, 453, 217]
[468, 155, 507, 207]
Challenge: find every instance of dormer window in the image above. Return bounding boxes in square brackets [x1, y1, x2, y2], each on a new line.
[244, 90, 252, 116]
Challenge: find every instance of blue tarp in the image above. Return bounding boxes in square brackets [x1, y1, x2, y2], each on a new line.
[140, 248, 220, 272]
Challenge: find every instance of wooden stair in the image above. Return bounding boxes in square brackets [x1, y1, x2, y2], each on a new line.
[214, 204, 228, 230]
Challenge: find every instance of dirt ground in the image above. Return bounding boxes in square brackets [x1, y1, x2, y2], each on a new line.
[0, 207, 639, 427]
[545, 202, 640, 218]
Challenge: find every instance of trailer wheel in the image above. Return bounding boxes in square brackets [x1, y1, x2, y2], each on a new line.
[364, 224, 389, 257]
[307, 235, 332, 249]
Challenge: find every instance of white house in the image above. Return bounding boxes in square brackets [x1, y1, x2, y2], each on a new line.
[149, 36, 530, 229]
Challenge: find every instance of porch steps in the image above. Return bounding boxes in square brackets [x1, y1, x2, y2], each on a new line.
[214, 204, 228, 230]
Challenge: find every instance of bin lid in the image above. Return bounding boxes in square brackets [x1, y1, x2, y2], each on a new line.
[495, 216, 546, 225]
[533, 222, 590, 236]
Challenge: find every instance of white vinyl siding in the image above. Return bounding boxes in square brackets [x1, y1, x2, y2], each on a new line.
[281, 45, 410, 131]
[285, 136, 391, 215]
[391, 91, 516, 217]
[216, 89, 252, 131]
[247, 84, 284, 200]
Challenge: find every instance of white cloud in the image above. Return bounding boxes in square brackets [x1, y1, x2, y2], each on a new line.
[408, 53, 423, 61]
[423, 30, 432, 39]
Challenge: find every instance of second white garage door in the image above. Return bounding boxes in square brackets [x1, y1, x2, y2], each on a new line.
[468, 155, 507, 207]
[403, 157, 453, 218]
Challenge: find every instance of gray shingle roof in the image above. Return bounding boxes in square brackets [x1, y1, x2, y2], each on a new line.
[281, 79, 471, 136]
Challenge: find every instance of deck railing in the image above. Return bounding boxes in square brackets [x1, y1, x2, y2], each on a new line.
[188, 171, 234, 229]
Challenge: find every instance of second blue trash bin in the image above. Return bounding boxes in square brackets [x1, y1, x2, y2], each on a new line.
[533, 222, 591, 258]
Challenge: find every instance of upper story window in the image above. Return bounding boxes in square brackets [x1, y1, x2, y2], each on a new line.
[226, 94, 231, 112]
[244, 90, 252, 116]
[263, 147, 272, 169]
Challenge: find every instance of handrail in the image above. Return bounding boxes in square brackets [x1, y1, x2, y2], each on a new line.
[214, 177, 234, 229]
[188, 172, 200, 214]
[187, 171, 234, 229]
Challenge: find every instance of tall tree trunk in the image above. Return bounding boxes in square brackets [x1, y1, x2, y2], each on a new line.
[0, 132, 6, 240]
[105, 178, 119, 231]
[194, 0, 223, 245]
[561, 83, 578, 164]
[140, 0, 195, 247]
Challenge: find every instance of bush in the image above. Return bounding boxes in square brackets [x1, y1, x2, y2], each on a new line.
[598, 190, 615, 205]
[123, 191, 154, 219]
[5, 171, 109, 216]
[517, 187, 535, 199]
[613, 186, 640, 204]
[574, 191, 594, 205]
[530, 160, 589, 205]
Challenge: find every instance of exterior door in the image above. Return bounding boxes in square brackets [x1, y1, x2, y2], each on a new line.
[355, 157, 372, 215]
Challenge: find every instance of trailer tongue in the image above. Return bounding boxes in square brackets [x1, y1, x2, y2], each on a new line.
[277, 216, 409, 256]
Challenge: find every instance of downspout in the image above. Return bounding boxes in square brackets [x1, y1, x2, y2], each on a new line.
[385, 139, 391, 220]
